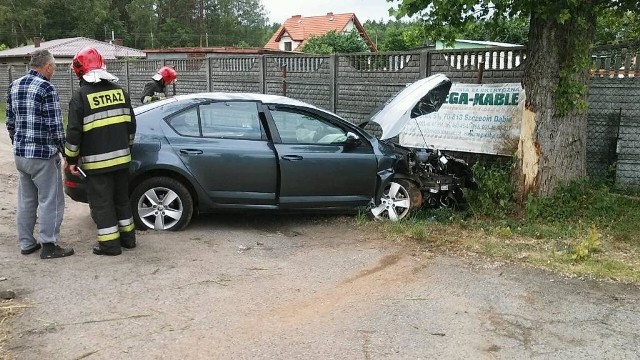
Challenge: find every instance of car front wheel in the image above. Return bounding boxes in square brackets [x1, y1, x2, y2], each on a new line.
[370, 179, 422, 221]
[131, 177, 194, 231]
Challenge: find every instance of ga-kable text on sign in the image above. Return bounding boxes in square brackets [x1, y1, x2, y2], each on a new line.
[401, 83, 525, 155]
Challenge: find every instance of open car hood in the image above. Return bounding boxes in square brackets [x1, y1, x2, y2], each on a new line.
[369, 74, 452, 140]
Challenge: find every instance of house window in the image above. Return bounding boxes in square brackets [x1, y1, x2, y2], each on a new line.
[284, 41, 292, 51]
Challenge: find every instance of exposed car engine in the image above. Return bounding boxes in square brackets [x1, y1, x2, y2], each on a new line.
[391, 143, 479, 209]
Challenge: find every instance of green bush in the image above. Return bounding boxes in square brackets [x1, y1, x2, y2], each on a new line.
[571, 225, 601, 261]
[466, 161, 516, 219]
[526, 180, 638, 226]
[519, 179, 639, 246]
[427, 160, 640, 246]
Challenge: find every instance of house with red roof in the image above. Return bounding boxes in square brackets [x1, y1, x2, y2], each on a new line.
[264, 12, 377, 52]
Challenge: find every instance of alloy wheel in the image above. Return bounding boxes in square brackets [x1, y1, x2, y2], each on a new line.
[370, 181, 414, 221]
[137, 186, 184, 230]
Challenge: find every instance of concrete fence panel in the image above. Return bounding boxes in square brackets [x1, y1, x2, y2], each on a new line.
[1, 46, 638, 187]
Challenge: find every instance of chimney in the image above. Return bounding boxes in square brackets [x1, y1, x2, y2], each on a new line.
[33, 37, 41, 48]
[114, 38, 123, 46]
[326, 12, 333, 16]
[327, 12, 334, 20]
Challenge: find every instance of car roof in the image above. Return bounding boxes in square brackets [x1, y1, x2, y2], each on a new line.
[134, 92, 322, 114]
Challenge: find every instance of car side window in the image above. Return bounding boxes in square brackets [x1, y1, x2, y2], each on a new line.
[167, 107, 200, 137]
[270, 109, 348, 144]
[199, 101, 263, 140]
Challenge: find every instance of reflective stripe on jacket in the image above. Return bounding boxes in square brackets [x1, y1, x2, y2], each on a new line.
[65, 80, 136, 175]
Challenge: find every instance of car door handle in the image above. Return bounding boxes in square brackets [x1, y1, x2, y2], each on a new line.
[281, 155, 303, 161]
[179, 149, 203, 155]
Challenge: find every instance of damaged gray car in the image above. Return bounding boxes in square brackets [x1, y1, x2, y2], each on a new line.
[64, 74, 475, 230]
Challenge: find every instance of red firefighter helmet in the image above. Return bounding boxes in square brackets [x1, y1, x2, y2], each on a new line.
[71, 47, 105, 79]
[154, 66, 177, 85]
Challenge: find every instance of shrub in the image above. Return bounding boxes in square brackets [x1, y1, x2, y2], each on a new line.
[466, 161, 516, 218]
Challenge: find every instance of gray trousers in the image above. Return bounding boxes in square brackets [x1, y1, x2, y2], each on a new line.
[15, 155, 65, 250]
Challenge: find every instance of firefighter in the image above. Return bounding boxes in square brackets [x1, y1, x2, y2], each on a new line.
[140, 66, 177, 104]
[65, 47, 136, 256]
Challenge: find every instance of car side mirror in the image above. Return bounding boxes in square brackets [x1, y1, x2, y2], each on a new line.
[344, 131, 361, 150]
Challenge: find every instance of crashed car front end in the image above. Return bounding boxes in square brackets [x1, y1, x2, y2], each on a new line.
[389, 144, 479, 208]
[363, 73, 480, 213]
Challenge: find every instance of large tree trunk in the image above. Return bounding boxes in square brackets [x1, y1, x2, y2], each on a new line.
[516, 5, 597, 201]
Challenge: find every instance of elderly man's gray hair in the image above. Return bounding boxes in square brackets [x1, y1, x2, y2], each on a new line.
[29, 49, 55, 68]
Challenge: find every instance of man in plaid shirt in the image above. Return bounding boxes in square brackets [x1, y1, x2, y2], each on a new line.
[6, 49, 74, 259]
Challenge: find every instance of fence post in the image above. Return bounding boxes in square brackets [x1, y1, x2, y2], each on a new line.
[613, 107, 623, 185]
[420, 50, 430, 78]
[206, 57, 212, 92]
[70, 66, 74, 93]
[281, 64, 287, 96]
[8, 65, 12, 82]
[477, 56, 485, 84]
[125, 60, 130, 93]
[329, 54, 337, 113]
[258, 55, 266, 94]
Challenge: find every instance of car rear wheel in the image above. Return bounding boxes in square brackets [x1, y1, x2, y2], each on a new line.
[370, 179, 422, 221]
[131, 177, 194, 231]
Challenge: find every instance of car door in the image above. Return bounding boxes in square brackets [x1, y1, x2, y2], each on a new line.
[164, 101, 278, 206]
[266, 106, 378, 208]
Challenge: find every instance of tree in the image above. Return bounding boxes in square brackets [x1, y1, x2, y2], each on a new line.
[381, 22, 426, 51]
[125, 0, 158, 48]
[595, 9, 640, 45]
[390, 0, 640, 200]
[364, 20, 427, 51]
[205, 0, 271, 47]
[0, 0, 46, 47]
[69, 0, 127, 42]
[0, 0, 279, 49]
[456, 17, 529, 45]
[301, 30, 369, 54]
[364, 17, 527, 52]
[157, 18, 197, 47]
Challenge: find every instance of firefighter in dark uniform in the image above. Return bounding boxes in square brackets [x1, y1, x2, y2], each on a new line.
[140, 66, 177, 104]
[65, 47, 136, 256]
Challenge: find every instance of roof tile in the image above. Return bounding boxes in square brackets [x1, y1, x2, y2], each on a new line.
[265, 12, 375, 52]
[0, 37, 145, 59]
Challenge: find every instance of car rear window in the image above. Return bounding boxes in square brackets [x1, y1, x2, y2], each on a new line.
[199, 101, 263, 140]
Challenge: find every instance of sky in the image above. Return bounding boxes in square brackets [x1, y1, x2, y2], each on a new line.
[261, 0, 401, 24]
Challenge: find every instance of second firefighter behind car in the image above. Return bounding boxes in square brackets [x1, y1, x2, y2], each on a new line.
[65, 47, 137, 256]
[140, 66, 177, 104]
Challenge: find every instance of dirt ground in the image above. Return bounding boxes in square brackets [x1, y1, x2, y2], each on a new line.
[0, 134, 639, 360]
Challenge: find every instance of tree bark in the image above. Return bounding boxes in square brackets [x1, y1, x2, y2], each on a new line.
[516, 5, 596, 201]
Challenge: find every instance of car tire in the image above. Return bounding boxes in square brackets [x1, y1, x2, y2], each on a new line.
[131, 177, 194, 231]
[369, 179, 423, 221]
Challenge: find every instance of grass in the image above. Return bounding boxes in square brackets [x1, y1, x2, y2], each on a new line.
[363, 162, 640, 283]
